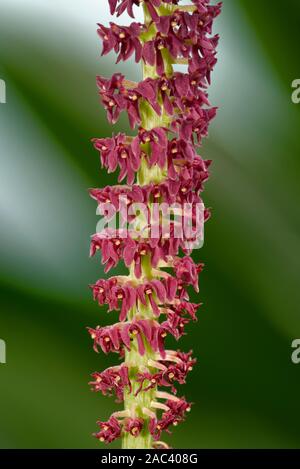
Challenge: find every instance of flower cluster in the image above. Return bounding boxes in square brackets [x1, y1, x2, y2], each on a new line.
[93, 130, 212, 185]
[93, 393, 191, 444]
[149, 394, 192, 440]
[96, 72, 217, 138]
[90, 229, 204, 275]
[136, 350, 197, 394]
[88, 0, 221, 448]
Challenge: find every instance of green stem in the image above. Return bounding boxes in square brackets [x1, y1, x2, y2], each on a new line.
[123, 343, 156, 449]
[122, 2, 175, 450]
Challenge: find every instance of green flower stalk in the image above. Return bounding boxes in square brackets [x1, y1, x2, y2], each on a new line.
[88, 0, 222, 449]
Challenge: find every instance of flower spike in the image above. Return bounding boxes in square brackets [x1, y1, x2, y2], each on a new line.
[88, 0, 222, 449]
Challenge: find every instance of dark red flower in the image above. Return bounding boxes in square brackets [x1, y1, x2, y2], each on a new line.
[94, 416, 122, 444]
[149, 417, 161, 440]
[165, 137, 196, 180]
[96, 74, 161, 128]
[142, 33, 190, 76]
[109, 0, 140, 18]
[90, 278, 118, 306]
[149, 396, 192, 439]
[97, 22, 144, 63]
[108, 282, 137, 322]
[89, 185, 145, 226]
[160, 312, 190, 340]
[132, 127, 168, 168]
[189, 50, 218, 84]
[123, 238, 159, 278]
[137, 280, 167, 317]
[165, 397, 192, 419]
[136, 371, 160, 395]
[124, 418, 144, 437]
[88, 324, 122, 354]
[175, 107, 218, 144]
[120, 319, 156, 355]
[191, 1, 223, 35]
[90, 231, 125, 272]
[96, 73, 126, 123]
[170, 301, 201, 321]
[149, 413, 174, 440]
[93, 133, 140, 184]
[89, 365, 131, 402]
[173, 256, 204, 291]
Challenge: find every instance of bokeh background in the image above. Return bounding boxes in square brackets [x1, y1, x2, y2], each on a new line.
[0, 0, 300, 449]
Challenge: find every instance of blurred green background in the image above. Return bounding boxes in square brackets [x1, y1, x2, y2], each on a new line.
[0, 0, 300, 449]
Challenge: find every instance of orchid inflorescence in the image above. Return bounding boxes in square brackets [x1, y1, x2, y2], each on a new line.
[88, 0, 221, 449]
